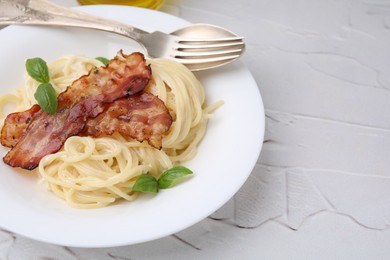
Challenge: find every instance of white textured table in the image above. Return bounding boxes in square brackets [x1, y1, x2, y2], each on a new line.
[1, 0, 390, 259]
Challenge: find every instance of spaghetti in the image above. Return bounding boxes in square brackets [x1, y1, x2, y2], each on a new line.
[0, 54, 221, 208]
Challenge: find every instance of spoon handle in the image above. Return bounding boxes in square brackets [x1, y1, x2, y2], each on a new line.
[0, 0, 147, 40]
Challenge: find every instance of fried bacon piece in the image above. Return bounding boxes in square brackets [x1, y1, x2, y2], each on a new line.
[1, 92, 172, 150]
[2, 51, 152, 170]
[1, 104, 41, 148]
[82, 92, 172, 149]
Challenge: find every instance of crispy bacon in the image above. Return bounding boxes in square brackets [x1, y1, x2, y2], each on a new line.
[1, 104, 41, 148]
[3, 51, 152, 170]
[82, 92, 172, 149]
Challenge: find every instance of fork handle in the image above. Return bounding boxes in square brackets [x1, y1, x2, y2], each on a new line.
[0, 0, 147, 40]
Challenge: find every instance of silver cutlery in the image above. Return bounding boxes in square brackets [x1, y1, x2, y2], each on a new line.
[0, 0, 245, 71]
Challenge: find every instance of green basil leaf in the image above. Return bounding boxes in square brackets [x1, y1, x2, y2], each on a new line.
[95, 57, 109, 66]
[26, 57, 50, 83]
[34, 83, 58, 114]
[158, 166, 193, 189]
[133, 174, 158, 193]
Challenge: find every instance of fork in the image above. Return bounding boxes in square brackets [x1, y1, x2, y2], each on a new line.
[0, 0, 245, 71]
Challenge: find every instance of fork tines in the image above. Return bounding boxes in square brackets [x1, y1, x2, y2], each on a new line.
[173, 37, 244, 61]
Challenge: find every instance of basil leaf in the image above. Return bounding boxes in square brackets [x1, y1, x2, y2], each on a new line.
[95, 57, 109, 66]
[158, 166, 193, 189]
[133, 174, 158, 193]
[34, 83, 58, 114]
[26, 58, 50, 83]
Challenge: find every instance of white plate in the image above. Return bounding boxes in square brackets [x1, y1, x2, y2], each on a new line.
[0, 5, 264, 247]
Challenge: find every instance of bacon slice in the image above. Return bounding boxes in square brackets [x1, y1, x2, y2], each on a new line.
[3, 51, 151, 170]
[1, 104, 41, 148]
[82, 92, 172, 149]
[2, 92, 172, 150]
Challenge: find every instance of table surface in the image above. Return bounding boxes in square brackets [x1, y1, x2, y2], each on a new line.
[1, 0, 390, 259]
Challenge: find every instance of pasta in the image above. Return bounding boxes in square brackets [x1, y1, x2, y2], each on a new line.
[0, 54, 221, 208]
